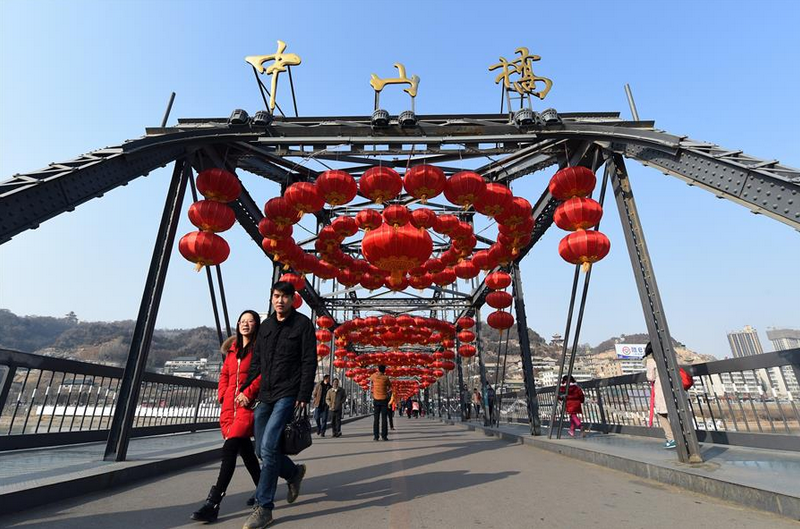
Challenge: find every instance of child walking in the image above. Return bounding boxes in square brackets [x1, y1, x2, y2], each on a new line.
[559, 375, 585, 437]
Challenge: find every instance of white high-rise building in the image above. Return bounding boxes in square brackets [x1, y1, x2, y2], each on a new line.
[727, 325, 764, 359]
[766, 328, 800, 351]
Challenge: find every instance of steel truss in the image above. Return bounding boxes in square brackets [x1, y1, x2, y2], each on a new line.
[3, 110, 797, 462]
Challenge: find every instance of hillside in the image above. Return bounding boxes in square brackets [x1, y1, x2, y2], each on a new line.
[0, 309, 221, 369]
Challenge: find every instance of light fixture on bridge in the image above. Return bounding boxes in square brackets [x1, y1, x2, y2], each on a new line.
[540, 108, 561, 125]
[228, 109, 250, 125]
[252, 110, 274, 127]
[371, 108, 391, 129]
[513, 108, 538, 128]
[398, 110, 417, 128]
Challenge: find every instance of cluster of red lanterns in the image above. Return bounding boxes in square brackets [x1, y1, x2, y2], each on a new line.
[179, 169, 241, 270]
[256, 165, 536, 292]
[485, 271, 515, 331]
[549, 166, 611, 271]
[333, 316, 456, 349]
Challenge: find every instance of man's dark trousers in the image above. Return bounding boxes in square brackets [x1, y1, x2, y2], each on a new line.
[314, 405, 329, 436]
[331, 409, 342, 436]
[373, 399, 389, 440]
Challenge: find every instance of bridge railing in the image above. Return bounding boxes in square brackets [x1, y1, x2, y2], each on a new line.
[501, 348, 800, 452]
[0, 348, 221, 450]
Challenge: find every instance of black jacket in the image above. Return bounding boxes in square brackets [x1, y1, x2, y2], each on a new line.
[241, 309, 317, 404]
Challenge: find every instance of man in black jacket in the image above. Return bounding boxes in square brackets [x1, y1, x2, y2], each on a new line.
[236, 281, 317, 529]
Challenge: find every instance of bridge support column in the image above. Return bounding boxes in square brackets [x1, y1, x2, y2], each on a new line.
[104, 159, 189, 461]
[511, 262, 541, 435]
[474, 311, 491, 426]
[609, 153, 703, 464]
[455, 344, 466, 421]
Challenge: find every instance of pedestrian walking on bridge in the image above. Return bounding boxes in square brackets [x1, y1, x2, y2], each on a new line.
[370, 365, 392, 441]
[237, 281, 317, 529]
[326, 377, 347, 437]
[191, 310, 262, 523]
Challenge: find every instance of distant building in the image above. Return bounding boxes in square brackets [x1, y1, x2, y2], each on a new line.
[726, 326, 764, 359]
[766, 328, 800, 351]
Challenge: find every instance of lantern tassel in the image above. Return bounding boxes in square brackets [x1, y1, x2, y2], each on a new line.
[582, 262, 591, 273]
[194, 262, 204, 272]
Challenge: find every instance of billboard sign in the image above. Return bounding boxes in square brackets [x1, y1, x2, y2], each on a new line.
[615, 344, 646, 360]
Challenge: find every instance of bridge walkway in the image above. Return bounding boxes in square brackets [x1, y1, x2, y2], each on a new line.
[1, 417, 797, 528]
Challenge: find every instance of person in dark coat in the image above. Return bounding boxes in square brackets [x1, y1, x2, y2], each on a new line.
[191, 310, 262, 522]
[559, 375, 586, 437]
[238, 281, 317, 529]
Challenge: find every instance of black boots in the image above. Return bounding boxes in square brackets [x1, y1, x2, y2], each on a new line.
[191, 486, 225, 522]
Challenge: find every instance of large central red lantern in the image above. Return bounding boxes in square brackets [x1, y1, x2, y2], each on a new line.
[362, 224, 433, 281]
[474, 183, 513, 217]
[179, 231, 230, 271]
[485, 271, 512, 290]
[554, 197, 603, 231]
[284, 182, 324, 214]
[188, 200, 236, 232]
[196, 169, 242, 202]
[549, 166, 596, 200]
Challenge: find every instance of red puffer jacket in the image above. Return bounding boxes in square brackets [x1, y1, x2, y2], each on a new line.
[218, 341, 261, 439]
[559, 383, 585, 414]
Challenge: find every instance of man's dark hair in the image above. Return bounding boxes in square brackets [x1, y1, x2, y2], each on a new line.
[378, 365, 386, 373]
[271, 281, 296, 297]
[323, 374, 330, 380]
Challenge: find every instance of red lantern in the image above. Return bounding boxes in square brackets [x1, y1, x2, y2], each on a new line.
[457, 316, 475, 329]
[264, 197, 302, 227]
[404, 165, 446, 203]
[331, 216, 359, 238]
[333, 359, 346, 368]
[317, 170, 357, 206]
[356, 209, 383, 231]
[316, 329, 333, 342]
[258, 217, 293, 240]
[424, 258, 445, 274]
[488, 243, 514, 266]
[444, 171, 486, 208]
[196, 168, 241, 202]
[337, 269, 360, 287]
[409, 208, 437, 230]
[458, 344, 477, 357]
[315, 259, 338, 280]
[474, 183, 513, 217]
[188, 200, 236, 233]
[558, 230, 610, 268]
[279, 273, 306, 291]
[317, 315, 335, 329]
[360, 272, 384, 290]
[472, 250, 498, 272]
[293, 292, 303, 309]
[554, 197, 603, 231]
[549, 166, 597, 200]
[486, 291, 513, 309]
[384, 274, 409, 291]
[360, 166, 403, 204]
[317, 344, 331, 357]
[454, 259, 479, 280]
[485, 271, 512, 290]
[362, 224, 433, 280]
[487, 310, 515, 330]
[458, 330, 476, 343]
[179, 231, 230, 270]
[495, 197, 532, 228]
[433, 214, 459, 235]
[284, 182, 324, 214]
[432, 267, 457, 286]
[383, 205, 411, 227]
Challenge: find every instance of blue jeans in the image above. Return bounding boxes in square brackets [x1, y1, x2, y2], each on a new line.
[253, 396, 299, 510]
[314, 406, 329, 435]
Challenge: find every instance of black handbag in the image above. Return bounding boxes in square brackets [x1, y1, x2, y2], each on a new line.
[282, 406, 313, 455]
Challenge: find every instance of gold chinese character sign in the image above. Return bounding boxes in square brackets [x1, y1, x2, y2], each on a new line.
[245, 40, 302, 113]
[370, 63, 420, 110]
[489, 47, 552, 100]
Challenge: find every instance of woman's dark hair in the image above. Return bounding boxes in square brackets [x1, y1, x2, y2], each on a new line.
[271, 281, 296, 297]
[644, 342, 653, 358]
[236, 310, 261, 358]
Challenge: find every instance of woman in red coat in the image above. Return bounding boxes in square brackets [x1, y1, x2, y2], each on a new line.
[192, 310, 262, 522]
[559, 375, 586, 438]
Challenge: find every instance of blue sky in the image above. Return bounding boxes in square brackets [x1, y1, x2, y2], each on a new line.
[1, 0, 798, 358]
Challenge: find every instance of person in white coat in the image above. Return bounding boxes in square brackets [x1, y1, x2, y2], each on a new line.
[645, 342, 677, 449]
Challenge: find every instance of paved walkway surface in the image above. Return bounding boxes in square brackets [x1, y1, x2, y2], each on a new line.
[464, 418, 800, 498]
[1, 417, 797, 528]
